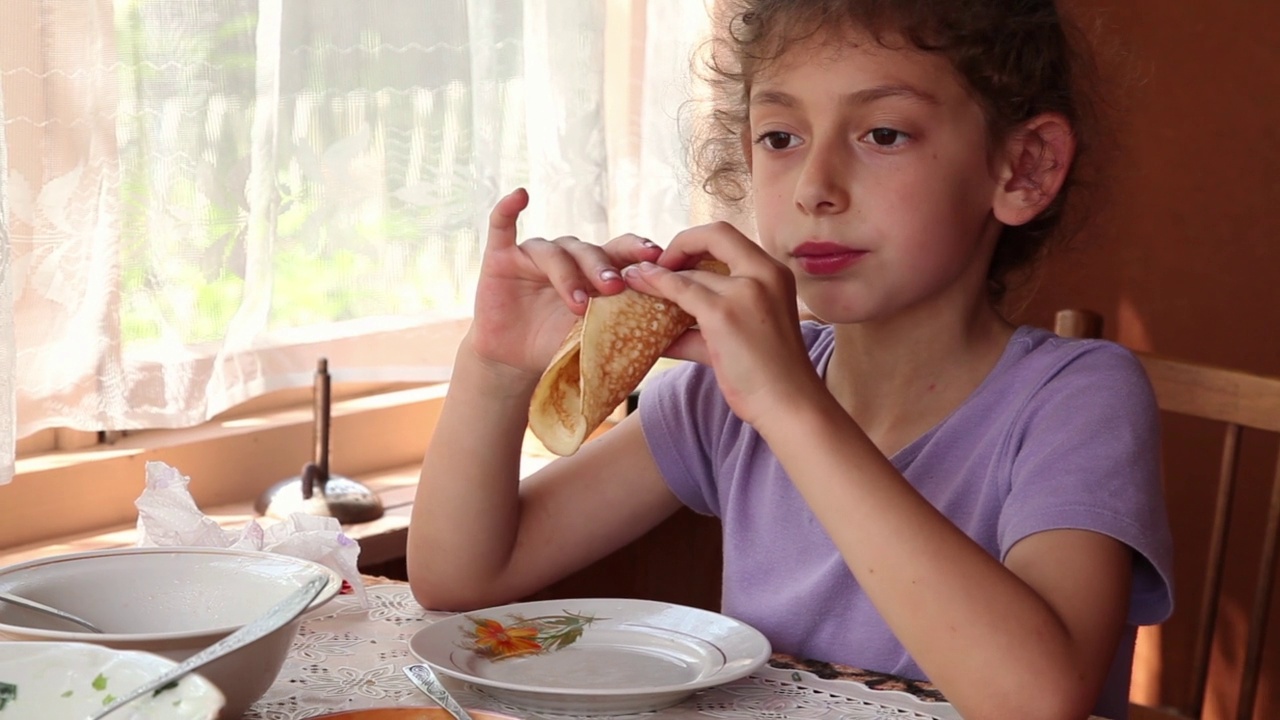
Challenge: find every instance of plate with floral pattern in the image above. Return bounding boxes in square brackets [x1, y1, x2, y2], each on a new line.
[408, 598, 771, 715]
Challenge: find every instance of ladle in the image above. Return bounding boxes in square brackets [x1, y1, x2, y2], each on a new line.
[0, 591, 103, 633]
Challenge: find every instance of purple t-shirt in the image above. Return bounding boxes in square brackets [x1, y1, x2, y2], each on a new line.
[639, 323, 1174, 720]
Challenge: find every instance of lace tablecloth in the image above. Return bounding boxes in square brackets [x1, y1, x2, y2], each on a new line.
[245, 581, 1095, 720]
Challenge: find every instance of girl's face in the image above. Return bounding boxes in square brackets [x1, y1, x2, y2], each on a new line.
[747, 32, 1007, 325]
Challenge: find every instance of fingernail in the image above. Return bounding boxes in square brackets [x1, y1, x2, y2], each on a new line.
[639, 237, 658, 248]
[638, 261, 658, 272]
[621, 264, 641, 279]
[599, 269, 621, 283]
[572, 289, 589, 304]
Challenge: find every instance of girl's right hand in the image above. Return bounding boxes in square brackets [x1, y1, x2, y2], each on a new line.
[465, 188, 663, 383]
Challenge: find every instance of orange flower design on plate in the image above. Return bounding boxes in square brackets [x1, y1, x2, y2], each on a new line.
[460, 611, 601, 661]
[471, 618, 543, 659]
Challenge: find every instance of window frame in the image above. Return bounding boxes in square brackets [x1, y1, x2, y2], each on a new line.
[2, 320, 468, 554]
[2, 0, 663, 553]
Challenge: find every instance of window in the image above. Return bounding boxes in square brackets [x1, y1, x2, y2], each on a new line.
[1, 0, 715, 490]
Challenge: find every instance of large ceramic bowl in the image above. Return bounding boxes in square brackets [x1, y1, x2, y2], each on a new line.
[0, 641, 224, 719]
[0, 547, 343, 719]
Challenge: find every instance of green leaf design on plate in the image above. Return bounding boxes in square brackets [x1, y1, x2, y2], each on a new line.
[458, 610, 605, 660]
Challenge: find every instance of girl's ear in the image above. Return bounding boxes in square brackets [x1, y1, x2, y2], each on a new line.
[992, 113, 1076, 227]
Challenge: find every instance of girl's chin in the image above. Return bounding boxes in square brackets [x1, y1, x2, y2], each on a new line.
[796, 289, 876, 326]
[795, 304, 877, 327]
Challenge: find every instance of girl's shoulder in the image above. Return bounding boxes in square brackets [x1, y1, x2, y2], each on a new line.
[1004, 325, 1150, 386]
[987, 325, 1157, 424]
[799, 321, 1149, 399]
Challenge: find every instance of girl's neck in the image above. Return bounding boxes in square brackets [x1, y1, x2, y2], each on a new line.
[825, 302, 1015, 458]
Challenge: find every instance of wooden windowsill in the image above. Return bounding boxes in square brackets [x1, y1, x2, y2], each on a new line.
[0, 383, 450, 555]
[0, 451, 558, 570]
[0, 382, 612, 570]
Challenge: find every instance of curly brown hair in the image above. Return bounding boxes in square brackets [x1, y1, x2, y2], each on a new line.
[690, 0, 1108, 301]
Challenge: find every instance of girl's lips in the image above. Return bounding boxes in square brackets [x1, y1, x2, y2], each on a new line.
[792, 242, 866, 276]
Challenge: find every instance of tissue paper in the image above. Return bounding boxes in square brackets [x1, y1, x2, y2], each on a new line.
[135, 461, 367, 605]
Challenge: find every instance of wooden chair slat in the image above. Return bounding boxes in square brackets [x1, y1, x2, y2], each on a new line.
[1235, 452, 1280, 720]
[1138, 355, 1280, 434]
[1052, 308, 1280, 720]
[1188, 423, 1241, 718]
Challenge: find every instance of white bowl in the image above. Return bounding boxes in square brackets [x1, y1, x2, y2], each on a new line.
[0, 547, 343, 719]
[0, 640, 224, 719]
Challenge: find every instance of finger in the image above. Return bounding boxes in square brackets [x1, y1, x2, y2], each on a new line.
[521, 237, 604, 312]
[624, 260, 736, 298]
[484, 188, 530, 253]
[601, 233, 664, 266]
[621, 261, 723, 318]
[658, 221, 769, 274]
[548, 235, 634, 295]
[561, 233, 665, 282]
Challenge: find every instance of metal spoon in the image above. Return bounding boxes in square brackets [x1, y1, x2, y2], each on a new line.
[403, 663, 475, 720]
[88, 573, 329, 720]
[0, 591, 103, 633]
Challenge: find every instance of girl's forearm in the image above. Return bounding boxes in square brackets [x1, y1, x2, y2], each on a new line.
[406, 340, 539, 608]
[755, 394, 1105, 720]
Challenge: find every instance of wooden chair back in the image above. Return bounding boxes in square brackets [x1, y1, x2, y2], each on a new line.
[1053, 309, 1280, 720]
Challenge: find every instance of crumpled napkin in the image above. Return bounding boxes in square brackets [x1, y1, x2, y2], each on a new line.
[134, 460, 367, 605]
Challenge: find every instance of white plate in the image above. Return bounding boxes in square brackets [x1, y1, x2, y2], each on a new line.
[408, 598, 771, 715]
[0, 641, 224, 720]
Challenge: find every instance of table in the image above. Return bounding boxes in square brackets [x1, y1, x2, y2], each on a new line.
[244, 577, 968, 720]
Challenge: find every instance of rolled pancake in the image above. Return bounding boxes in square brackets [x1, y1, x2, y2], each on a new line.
[528, 260, 726, 456]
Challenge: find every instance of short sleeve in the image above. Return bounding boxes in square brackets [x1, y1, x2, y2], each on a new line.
[637, 361, 726, 517]
[998, 342, 1175, 626]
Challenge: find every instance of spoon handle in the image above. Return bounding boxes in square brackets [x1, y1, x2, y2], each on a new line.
[0, 591, 102, 633]
[403, 663, 475, 720]
[88, 574, 328, 720]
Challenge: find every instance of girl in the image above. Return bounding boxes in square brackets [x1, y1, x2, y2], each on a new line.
[407, 2, 1173, 719]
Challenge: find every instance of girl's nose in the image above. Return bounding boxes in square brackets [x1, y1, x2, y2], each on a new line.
[794, 149, 851, 216]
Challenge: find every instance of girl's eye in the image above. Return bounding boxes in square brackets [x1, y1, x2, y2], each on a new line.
[864, 128, 908, 147]
[755, 131, 800, 151]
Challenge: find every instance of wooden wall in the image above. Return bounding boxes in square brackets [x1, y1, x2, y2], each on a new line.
[529, 509, 722, 611]
[1014, 2, 1280, 718]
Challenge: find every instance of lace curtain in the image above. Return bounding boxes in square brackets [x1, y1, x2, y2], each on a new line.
[0, 84, 13, 486]
[0, 0, 712, 484]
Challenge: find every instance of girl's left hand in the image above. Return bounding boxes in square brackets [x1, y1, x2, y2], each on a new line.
[621, 221, 823, 428]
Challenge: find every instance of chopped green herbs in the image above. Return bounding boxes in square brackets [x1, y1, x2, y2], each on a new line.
[0, 670, 187, 713]
[152, 679, 180, 696]
[0, 681, 16, 709]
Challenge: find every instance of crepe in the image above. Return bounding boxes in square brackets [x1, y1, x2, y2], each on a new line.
[528, 260, 727, 456]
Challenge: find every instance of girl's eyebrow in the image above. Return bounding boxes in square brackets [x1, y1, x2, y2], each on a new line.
[845, 84, 941, 107]
[751, 84, 941, 109]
